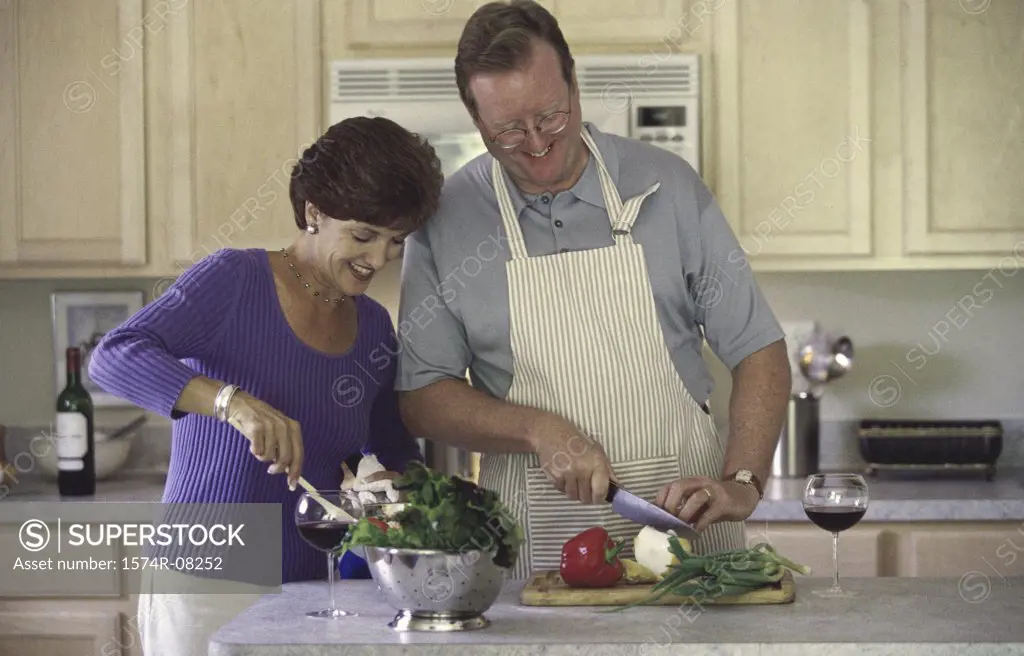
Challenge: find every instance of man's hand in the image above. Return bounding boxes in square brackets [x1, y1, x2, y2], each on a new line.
[655, 476, 760, 533]
[527, 412, 618, 505]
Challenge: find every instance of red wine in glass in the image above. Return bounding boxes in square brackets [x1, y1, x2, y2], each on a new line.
[294, 491, 362, 619]
[802, 473, 869, 598]
[297, 520, 352, 552]
[804, 506, 866, 533]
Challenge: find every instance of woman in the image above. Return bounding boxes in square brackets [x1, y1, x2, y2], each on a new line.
[88, 116, 444, 655]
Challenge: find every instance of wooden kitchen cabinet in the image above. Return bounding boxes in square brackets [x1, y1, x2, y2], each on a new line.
[710, 0, 1024, 271]
[744, 521, 887, 577]
[746, 520, 1024, 579]
[711, 0, 873, 259]
[895, 525, 1024, 579]
[0, 522, 145, 655]
[0, 611, 124, 656]
[2, 0, 1022, 279]
[163, 0, 322, 272]
[343, 0, 700, 50]
[0, 0, 146, 268]
[900, 0, 1024, 255]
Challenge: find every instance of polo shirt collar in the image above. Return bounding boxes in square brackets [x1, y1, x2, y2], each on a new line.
[499, 122, 619, 218]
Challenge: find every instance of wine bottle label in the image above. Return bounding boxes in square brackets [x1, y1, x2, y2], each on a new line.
[56, 412, 88, 470]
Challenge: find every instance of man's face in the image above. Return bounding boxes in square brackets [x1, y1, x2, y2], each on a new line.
[468, 39, 586, 195]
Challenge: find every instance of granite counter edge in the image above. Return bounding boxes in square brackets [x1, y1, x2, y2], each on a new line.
[207, 641, 1024, 656]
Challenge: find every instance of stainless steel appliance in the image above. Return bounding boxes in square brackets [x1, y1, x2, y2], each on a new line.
[771, 393, 820, 479]
[421, 439, 479, 482]
[859, 420, 1003, 480]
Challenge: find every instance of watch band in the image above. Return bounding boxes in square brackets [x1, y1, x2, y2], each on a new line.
[725, 470, 764, 500]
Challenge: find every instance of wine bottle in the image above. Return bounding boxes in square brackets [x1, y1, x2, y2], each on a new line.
[56, 347, 95, 496]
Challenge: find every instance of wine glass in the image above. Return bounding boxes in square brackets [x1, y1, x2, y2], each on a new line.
[294, 490, 363, 618]
[802, 473, 869, 598]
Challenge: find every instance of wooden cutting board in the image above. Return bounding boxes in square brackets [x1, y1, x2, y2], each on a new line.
[519, 569, 795, 606]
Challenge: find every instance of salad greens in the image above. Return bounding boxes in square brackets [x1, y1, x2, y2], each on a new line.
[338, 461, 523, 569]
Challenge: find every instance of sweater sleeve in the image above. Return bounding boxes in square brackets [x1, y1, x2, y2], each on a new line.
[87, 249, 247, 419]
[362, 311, 425, 473]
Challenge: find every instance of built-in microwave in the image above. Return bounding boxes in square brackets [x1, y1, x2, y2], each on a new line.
[329, 53, 701, 179]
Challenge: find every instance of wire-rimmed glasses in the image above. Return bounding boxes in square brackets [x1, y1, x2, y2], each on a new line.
[490, 109, 571, 148]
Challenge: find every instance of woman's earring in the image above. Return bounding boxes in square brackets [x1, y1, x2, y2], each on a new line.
[306, 224, 318, 235]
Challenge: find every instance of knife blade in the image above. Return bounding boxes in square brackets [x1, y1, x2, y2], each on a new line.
[605, 482, 699, 540]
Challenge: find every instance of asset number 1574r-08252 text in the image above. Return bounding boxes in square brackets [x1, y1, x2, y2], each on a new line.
[11, 556, 225, 571]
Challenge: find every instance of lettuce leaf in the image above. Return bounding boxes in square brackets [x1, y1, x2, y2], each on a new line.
[338, 462, 523, 568]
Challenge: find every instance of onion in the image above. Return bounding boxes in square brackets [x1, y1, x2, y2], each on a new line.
[632, 526, 691, 577]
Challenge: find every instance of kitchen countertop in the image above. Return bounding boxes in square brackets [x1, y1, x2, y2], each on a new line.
[0, 471, 167, 512]
[3, 470, 1024, 523]
[750, 468, 1024, 522]
[208, 576, 1024, 655]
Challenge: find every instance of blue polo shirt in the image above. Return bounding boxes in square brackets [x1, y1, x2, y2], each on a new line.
[394, 122, 783, 407]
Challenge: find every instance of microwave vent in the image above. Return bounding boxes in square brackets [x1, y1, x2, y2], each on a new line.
[331, 55, 697, 102]
[333, 63, 457, 101]
[576, 63, 696, 96]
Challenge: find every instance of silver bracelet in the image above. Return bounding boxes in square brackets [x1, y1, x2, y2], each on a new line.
[214, 384, 240, 422]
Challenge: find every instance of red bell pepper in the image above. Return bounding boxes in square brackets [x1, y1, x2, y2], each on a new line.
[367, 517, 389, 532]
[559, 527, 626, 588]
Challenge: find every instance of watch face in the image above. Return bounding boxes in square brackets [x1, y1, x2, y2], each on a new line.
[736, 471, 752, 483]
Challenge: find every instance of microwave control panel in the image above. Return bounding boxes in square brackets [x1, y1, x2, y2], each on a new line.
[631, 103, 700, 174]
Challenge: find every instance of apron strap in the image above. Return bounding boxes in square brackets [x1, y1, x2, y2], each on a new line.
[492, 157, 530, 261]
[579, 129, 624, 219]
[612, 183, 662, 244]
[491, 127, 650, 259]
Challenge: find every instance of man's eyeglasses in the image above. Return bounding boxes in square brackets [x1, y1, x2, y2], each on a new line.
[489, 109, 571, 149]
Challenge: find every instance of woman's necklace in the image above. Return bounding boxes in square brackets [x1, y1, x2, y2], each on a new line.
[280, 248, 346, 305]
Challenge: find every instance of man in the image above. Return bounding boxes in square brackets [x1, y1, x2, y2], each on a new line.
[395, 0, 791, 579]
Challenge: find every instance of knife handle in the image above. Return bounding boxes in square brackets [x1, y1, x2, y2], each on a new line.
[604, 481, 619, 503]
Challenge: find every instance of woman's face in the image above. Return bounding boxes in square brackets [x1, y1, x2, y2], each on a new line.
[307, 204, 408, 296]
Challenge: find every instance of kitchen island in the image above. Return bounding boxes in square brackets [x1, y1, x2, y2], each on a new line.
[209, 575, 1024, 655]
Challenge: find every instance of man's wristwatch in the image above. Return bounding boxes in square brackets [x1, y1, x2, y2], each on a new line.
[725, 469, 764, 500]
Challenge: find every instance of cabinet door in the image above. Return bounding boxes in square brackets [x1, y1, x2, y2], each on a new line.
[902, 0, 1024, 254]
[899, 525, 1024, 583]
[712, 0, 872, 257]
[345, 0, 694, 49]
[745, 522, 885, 577]
[166, 0, 321, 271]
[0, 0, 145, 266]
[0, 611, 121, 656]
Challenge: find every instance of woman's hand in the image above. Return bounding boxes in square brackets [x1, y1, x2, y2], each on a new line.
[224, 391, 304, 490]
[352, 470, 408, 503]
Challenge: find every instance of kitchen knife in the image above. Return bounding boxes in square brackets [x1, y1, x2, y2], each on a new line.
[605, 482, 699, 540]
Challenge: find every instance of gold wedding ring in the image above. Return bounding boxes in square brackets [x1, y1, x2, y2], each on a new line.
[702, 487, 713, 502]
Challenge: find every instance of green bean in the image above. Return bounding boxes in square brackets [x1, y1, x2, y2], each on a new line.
[652, 560, 706, 592]
[667, 537, 693, 563]
[705, 582, 759, 598]
[718, 570, 783, 585]
[764, 551, 813, 576]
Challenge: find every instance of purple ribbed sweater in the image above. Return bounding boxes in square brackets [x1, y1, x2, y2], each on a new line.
[88, 248, 423, 583]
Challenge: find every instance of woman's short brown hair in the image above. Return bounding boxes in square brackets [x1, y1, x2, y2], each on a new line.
[288, 116, 444, 233]
[455, 0, 575, 118]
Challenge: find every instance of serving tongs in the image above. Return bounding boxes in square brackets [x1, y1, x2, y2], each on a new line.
[295, 477, 358, 523]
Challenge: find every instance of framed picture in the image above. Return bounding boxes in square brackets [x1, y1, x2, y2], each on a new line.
[51, 291, 144, 407]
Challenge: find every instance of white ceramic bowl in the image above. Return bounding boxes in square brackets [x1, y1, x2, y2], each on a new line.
[37, 431, 135, 481]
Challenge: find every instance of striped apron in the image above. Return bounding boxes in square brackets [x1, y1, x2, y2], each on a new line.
[477, 129, 746, 580]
